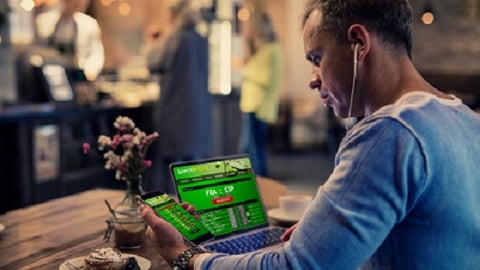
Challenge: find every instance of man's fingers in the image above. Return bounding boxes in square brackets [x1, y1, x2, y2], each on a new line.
[280, 223, 298, 241]
[180, 202, 196, 214]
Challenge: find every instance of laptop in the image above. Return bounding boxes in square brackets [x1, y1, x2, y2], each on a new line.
[170, 154, 286, 254]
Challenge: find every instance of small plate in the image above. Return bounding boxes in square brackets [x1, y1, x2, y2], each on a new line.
[0, 223, 5, 233]
[267, 208, 300, 224]
[59, 254, 150, 270]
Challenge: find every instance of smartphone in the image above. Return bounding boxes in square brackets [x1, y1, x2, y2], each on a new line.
[140, 190, 214, 244]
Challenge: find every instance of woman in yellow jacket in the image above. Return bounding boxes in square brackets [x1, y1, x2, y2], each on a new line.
[239, 11, 282, 176]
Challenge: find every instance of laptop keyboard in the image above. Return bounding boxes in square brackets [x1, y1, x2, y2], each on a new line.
[203, 227, 286, 254]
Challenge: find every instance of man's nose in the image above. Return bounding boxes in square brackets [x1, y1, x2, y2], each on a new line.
[309, 69, 321, 91]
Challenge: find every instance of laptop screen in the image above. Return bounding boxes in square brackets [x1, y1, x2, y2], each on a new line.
[170, 155, 269, 238]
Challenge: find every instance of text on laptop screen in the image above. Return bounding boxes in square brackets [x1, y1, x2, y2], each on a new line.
[172, 156, 268, 237]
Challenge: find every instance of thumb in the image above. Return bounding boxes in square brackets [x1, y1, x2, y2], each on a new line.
[140, 204, 159, 225]
[139, 203, 185, 245]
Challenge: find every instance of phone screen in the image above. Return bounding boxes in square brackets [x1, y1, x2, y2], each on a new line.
[141, 191, 213, 244]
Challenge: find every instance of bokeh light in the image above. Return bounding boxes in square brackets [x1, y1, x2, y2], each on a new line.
[421, 12, 435, 25]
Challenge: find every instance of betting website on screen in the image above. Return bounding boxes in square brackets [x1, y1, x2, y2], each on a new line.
[172, 157, 268, 237]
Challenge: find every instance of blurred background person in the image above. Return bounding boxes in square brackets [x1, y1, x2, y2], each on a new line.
[36, 0, 104, 81]
[233, 10, 282, 177]
[144, 0, 212, 194]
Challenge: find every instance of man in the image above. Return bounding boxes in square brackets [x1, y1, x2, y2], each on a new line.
[140, 0, 480, 269]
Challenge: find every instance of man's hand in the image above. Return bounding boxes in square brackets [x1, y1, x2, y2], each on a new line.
[280, 222, 298, 241]
[139, 204, 189, 262]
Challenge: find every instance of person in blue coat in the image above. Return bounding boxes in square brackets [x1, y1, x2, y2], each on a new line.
[145, 0, 212, 194]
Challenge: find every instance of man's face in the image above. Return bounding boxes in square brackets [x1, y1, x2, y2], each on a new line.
[303, 9, 354, 118]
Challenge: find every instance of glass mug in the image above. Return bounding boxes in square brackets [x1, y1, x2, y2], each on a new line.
[112, 216, 146, 249]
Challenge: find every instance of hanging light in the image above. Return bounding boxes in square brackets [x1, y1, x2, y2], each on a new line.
[100, 0, 113, 7]
[237, 7, 250, 22]
[118, 2, 130, 16]
[421, 1, 435, 25]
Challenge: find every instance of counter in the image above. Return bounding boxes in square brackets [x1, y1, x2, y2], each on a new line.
[0, 102, 155, 214]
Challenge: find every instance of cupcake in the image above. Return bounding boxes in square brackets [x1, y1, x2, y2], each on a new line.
[84, 247, 128, 270]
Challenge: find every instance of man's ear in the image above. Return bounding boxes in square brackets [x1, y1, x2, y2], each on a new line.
[347, 24, 370, 62]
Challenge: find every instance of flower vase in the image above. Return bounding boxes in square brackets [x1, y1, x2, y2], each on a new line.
[113, 176, 146, 249]
[115, 177, 145, 215]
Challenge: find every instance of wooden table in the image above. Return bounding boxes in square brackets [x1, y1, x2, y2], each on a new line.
[0, 179, 289, 270]
[0, 189, 170, 270]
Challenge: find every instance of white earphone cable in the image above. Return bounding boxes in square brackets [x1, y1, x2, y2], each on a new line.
[346, 44, 359, 130]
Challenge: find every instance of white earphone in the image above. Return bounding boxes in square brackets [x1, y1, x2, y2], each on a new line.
[346, 44, 360, 130]
[354, 43, 359, 65]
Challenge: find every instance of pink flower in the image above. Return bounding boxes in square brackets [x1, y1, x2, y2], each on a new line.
[120, 134, 134, 142]
[142, 160, 152, 168]
[118, 162, 127, 171]
[83, 115, 157, 181]
[144, 132, 159, 144]
[120, 134, 135, 149]
[82, 143, 91, 154]
[118, 125, 129, 132]
[111, 134, 121, 149]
